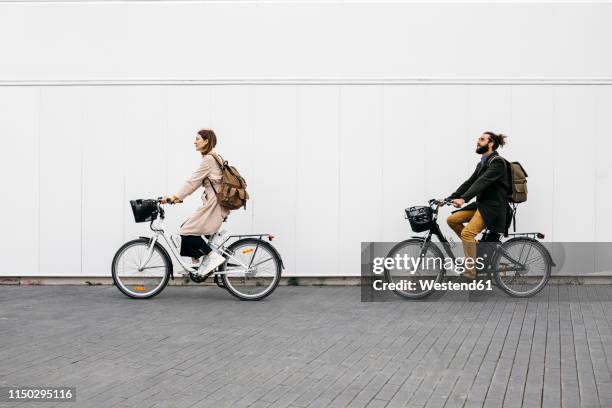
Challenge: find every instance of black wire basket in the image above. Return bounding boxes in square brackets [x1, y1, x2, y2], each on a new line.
[130, 199, 159, 223]
[405, 206, 434, 232]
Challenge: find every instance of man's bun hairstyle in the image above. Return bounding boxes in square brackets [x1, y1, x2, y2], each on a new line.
[483, 131, 507, 150]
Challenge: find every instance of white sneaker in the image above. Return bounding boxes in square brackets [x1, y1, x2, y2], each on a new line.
[199, 252, 226, 275]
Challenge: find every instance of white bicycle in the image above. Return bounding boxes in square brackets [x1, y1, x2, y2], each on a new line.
[111, 198, 284, 300]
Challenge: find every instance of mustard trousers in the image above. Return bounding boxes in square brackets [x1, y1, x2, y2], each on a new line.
[446, 209, 486, 279]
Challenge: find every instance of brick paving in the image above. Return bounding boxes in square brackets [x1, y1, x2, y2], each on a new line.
[0, 285, 611, 408]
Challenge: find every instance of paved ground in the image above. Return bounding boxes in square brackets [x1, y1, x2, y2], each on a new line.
[0, 285, 611, 408]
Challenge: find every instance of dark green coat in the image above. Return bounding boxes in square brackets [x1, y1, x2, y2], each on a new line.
[447, 151, 513, 233]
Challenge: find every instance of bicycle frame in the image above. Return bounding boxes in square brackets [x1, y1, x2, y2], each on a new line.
[139, 216, 261, 278]
[416, 205, 529, 275]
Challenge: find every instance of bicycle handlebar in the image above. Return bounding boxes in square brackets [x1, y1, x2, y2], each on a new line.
[157, 196, 183, 205]
[429, 198, 453, 207]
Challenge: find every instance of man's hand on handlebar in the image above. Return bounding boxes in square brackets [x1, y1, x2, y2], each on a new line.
[433, 198, 451, 207]
[433, 198, 464, 208]
[450, 198, 465, 208]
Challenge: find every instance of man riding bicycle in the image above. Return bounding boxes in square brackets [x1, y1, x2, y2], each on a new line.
[442, 132, 513, 280]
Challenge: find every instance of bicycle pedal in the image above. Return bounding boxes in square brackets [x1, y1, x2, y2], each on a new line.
[189, 271, 209, 283]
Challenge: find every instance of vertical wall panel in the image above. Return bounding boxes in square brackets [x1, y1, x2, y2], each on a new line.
[466, 85, 513, 233]
[465, 85, 513, 234]
[553, 86, 596, 275]
[209, 85, 254, 236]
[424, 86, 470, 240]
[594, 87, 612, 241]
[0, 88, 39, 276]
[39, 87, 83, 276]
[166, 86, 212, 242]
[123, 87, 168, 242]
[251, 86, 297, 275]
[295, 85, 340, 276]
[594, 86, 612, 274]
[553, 86, 596, 242]
[381, 85, 427, 242]
[81, 87, 126, 276]
[339, 86, 384, 276]
[509, 86, 555, 238]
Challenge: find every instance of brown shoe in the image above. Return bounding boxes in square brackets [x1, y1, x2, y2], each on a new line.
[463, 270, 476, 280]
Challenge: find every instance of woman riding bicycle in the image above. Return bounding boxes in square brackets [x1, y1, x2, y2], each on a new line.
[162, 129, 228, 275]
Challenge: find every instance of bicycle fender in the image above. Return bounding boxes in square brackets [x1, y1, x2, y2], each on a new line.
[140, 236, 175, 280]
[266, 241, 286, 270]
[544, 245, 556, 267]
[260, 239, 285, 269]
[525, 237, 556, 266]
[501, 237, 556, 268]
[230, 238, 285, 270]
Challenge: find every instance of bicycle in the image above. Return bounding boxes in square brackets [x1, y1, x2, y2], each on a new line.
[111, 198, 284, 300]
[384, 199, 554, 299]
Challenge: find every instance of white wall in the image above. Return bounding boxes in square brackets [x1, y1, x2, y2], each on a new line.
[1, 2, 611, 277]
[1, 2, 611, 81]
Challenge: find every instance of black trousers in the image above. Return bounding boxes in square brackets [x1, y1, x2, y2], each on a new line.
[180, 235, 212, 258]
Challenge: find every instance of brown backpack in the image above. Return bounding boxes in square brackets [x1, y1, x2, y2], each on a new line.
[507, 161, 528, 203]
[205, 153, 249, 210]
[489, 156, 528, 204]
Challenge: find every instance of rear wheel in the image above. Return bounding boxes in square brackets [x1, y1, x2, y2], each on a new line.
[492, 237, 551, 298]
[219, 239, 282, 300]
[111, 238, 171, 299]
[384, 239, 446, 299]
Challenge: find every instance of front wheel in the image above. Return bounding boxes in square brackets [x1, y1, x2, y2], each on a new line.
[384, 239, 446, 299]
[492, 237, 551, 298]
[111, 238, 171, 299]
[219, 238, 282, 300]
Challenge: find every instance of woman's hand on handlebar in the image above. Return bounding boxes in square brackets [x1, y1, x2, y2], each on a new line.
[160, 195, 182, 204]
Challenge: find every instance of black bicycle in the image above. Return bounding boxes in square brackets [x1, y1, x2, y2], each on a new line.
[384, 199, 554, 298]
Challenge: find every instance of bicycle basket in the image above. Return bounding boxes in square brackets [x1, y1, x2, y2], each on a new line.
[130, 199, 159, 223]
[405, 206, 434, 232]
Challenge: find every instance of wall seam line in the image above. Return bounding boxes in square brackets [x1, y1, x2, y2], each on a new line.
[2, 79, 612, 86]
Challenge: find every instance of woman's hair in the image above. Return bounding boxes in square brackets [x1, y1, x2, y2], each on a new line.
[197, 129, 217, 156]
[483, 131, 507, 150]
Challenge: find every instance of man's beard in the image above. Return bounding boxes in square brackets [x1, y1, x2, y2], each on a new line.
[476, 145, 488, 154]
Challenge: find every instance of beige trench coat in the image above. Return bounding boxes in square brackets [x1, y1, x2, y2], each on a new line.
[175, 151, 229, 236]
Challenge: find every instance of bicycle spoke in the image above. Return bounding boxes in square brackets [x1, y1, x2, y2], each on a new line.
[113, 241, 169, 298]
[494, 239, 550, 297]
[251, 257, 274, 268]
[384, 240, 444, 299]
[222, 241, 280, 299]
